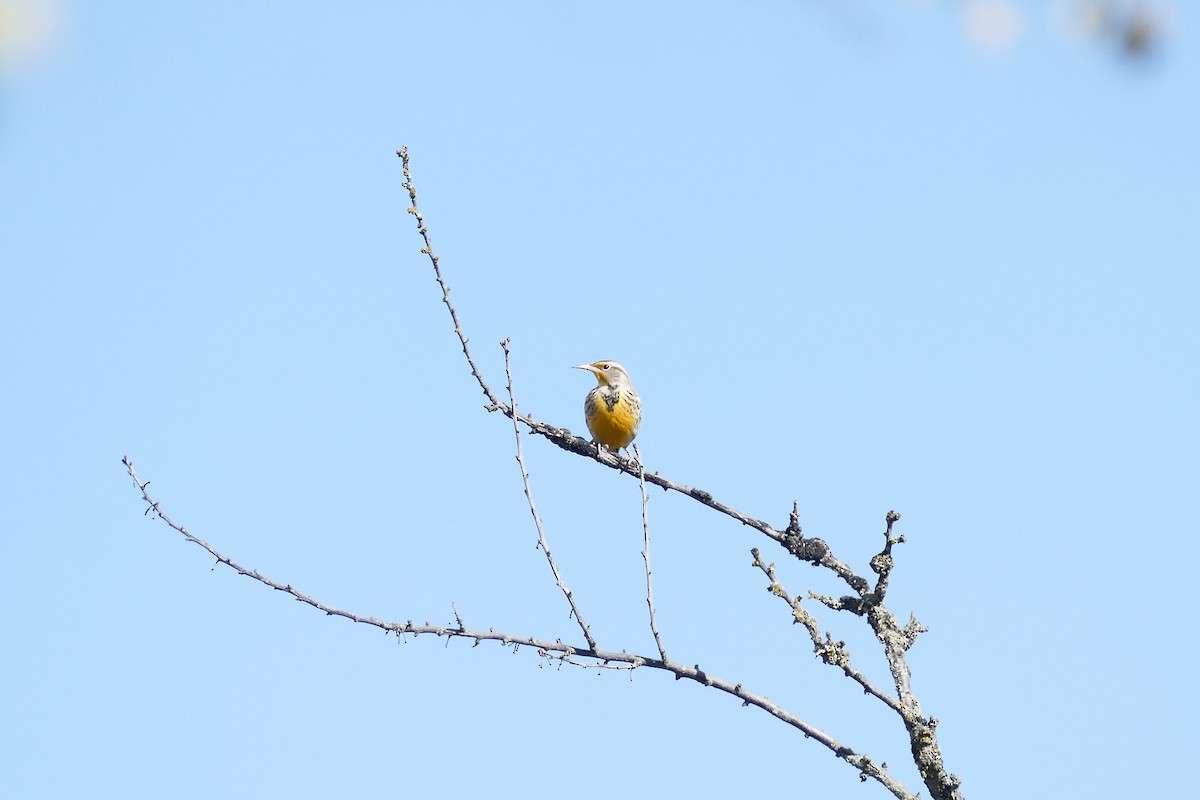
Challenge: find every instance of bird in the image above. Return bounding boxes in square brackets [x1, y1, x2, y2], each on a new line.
[573, 360, 641, 457]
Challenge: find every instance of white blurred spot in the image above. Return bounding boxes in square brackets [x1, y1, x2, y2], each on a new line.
[963, 0, 1024, 52]
[0, 0, 64, 78]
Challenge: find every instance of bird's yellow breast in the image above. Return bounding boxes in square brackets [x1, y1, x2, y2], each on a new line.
[584, 386, 640, 451]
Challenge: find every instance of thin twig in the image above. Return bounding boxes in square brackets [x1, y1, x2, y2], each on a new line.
[501, 340, 597, 651]
[122, 455, 917, 800]
[397, 146, 501, 408]
[634, 444, 667, 663]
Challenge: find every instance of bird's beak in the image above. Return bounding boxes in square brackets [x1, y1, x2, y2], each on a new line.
[573, 363, 599, 374]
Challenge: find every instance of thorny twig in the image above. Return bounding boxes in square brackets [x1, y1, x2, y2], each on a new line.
[399, 145, 500, 410]
[635, 444, 667, 663]
[501, 338, 597, 651]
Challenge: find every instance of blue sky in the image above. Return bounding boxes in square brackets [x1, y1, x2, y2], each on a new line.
[2, 2, 1196, 798]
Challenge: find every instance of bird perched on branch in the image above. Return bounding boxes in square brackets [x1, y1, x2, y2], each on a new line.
[574, 360, 641, 457]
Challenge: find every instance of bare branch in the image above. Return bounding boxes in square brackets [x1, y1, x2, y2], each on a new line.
[501, 339, 597, 651]
[122, 455, 918, 800]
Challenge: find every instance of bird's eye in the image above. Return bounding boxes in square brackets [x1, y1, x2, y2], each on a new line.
[601, 364, 610, 370]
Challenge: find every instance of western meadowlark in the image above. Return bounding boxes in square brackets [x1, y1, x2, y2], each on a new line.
[574, 360, 641, 457]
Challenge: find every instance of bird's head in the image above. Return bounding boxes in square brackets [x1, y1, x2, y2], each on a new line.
[573, 360, 633, 389]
